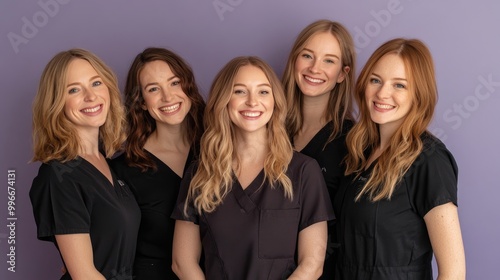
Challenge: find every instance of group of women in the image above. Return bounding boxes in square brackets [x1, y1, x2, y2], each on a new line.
[29, 19, 466, 279]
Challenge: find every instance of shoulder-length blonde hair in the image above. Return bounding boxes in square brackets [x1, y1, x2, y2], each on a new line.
[123, 47, 206, 172]
[32, 48, 126, 163]
[283, 19, 356, 146]
[186, 56, 293, 214]
[345, 38, 438, 201]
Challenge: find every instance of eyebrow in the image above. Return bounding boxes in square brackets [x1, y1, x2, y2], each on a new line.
[233, 83, 272, 88]
[66, 75, 101, 88]
[370, 73, 407, 82]
[143, 75, 178, 89]
[302, 48, 340, 60]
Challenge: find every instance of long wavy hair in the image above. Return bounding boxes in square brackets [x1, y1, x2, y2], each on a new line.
[186, 56, 293, 214]
[345, 38, 438, 201]
[32, 48, 126, 163]
[123, 47, 205, 171]
[283, 19, 356, 146]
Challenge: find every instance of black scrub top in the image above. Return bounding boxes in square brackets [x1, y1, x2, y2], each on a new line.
[297, 119, 352, 279]
[334, 133, 459, 280]
[29, 158, 141, 280]
[172, 152, 334, 280]
[110, 149, 195, 280]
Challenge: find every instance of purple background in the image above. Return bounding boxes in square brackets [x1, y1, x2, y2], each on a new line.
[1, 0, 498, 279]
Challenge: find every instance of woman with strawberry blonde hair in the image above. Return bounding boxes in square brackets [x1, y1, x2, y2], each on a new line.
[335, 38, 466, 279]
[172, 56, 333, 279]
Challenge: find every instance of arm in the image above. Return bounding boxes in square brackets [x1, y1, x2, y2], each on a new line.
[288, 221, 327, 280]
[424, 202, 466, 280]
[172, 220, 205, 279]
[55, 234, 106, 280]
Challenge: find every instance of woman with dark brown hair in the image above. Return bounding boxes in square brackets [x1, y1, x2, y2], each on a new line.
[110, 47, 205, 280]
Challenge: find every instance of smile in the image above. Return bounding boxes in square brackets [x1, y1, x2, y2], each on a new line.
[81, 104, 102, 113]
[304, 75, 325, 84]
[160, 103, 180, 113]
[240, 111, 262, 117]
[374, 102, 395, 110]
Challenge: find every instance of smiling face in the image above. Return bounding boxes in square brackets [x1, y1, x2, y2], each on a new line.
[139, 60, 192, 127]
[294, 31, 348, 98]
[228, 65, 274, 136]
[63, 58, 110, 135]
[365, 53, 413, 135]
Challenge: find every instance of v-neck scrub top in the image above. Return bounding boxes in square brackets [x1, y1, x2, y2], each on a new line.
[110, 149, 195, 280]
[298, 120, 352, 279]
[333, 134, 459, 279]
[29, 158, 141, 280]
[172, 152, 334, 280]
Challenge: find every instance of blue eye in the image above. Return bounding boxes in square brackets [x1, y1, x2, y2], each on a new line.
[325, 59, 335, 64]
[395, 83, 406, 89]
[92, 80, 102, 87]
[68, 88, 79, 94]
[234, 89, 245, 94]
[260, 90, 270, 95]
[301, 53, 312, 59]
[370, 78, 381, 84]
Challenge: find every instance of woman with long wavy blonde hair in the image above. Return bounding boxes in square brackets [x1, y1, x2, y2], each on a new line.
[282, 19, 356, 279]
[335, 38, 466, 279]
[171, 56, 333, 279]
[29, 49, 140, 279]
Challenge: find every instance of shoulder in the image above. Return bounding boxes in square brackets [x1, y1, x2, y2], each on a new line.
[413, 133, 458, 174]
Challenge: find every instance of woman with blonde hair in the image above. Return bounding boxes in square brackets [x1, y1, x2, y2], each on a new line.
[282, 19, 356, 278]
[171, 56, 333, 279]
[334, 38, 466, 279]
[30, 49, 140, 280]
[110, 47, 205, 279]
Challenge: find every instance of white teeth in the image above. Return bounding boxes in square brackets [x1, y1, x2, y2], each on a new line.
[304, 76, 324, 83]
[375, 103, 395, 109]
[82, 105, 101, 113]
[160, 103, 180, 113]
[241, 111, 261, 117]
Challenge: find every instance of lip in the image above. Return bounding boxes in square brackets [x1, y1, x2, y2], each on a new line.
[373, 101, 396, 112]
[159, 102, 181, 114]
[80, 104, 103, 115]
[303, 75, 325, 85]
[239, 110, 262, 119]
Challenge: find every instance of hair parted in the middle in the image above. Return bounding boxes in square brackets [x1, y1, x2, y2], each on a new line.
[186, 56, 293, 214]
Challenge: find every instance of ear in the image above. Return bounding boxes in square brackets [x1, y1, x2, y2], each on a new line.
[337, 66, 350, 83]
[140, 102, 147, 110]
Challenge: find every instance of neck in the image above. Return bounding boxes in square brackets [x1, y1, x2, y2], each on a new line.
[77, 128, 101, 158]
[146, 123, 189, 152]
[301, 93, 330, 127]
[234, 130, 268, 162]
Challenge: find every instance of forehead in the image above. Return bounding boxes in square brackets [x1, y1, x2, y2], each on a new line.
[66, 58, 99, 82]
[372, 54, 407, 78]
[303, 32, 342, 55]
[233, 65, 270, 84]
[140, 60, 174, 80]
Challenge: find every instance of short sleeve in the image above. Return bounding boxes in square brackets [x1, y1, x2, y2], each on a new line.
[29, 162, 92, 241]
[406, 137, 459, 217]
[296, 154, 335, 231]
[171, 162, 200, 224]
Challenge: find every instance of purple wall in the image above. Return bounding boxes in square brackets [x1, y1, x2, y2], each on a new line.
[1, 0, 498, 279]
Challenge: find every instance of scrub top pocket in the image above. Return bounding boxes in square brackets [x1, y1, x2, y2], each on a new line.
[258, 208, 300, 259]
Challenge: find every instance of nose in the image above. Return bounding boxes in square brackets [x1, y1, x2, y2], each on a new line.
[375, 83, 392, 99]
[83, 87, 97, 102]
[161, 89, 173, 102]
[245, 92, 258, 107]
[308, 58, 321, 73]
